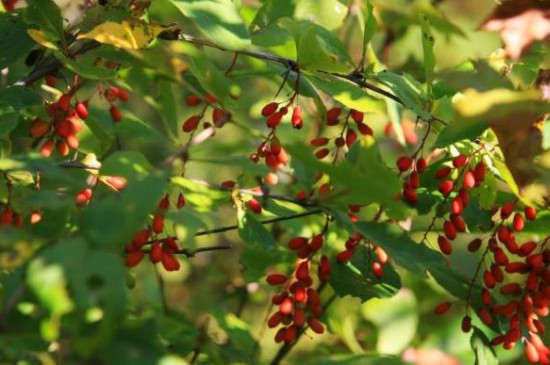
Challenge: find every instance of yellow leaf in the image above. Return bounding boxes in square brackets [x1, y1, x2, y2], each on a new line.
[77, 20, 178, 50]
[27, 29, 58, 50]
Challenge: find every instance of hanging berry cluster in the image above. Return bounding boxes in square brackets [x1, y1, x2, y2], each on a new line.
[265, 231, 330, 343]
[311, 107, 373, 161]
[30, 90, 84, 158]
[183, 93, 230, 133]
[125, 192, 186, 271]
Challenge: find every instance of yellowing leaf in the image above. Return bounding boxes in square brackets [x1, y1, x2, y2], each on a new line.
[77, 20, 178, 50]
[27, 29, 58, 50]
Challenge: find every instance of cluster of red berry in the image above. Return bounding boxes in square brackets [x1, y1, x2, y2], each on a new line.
[395, 155, 428, 204]
[183, 93, 230, 133]
[125, 193, 186, 271]
[30, 85, 85, 158]
[311, 107, 373, 161]
[336, 232, 389, 279]
[266, 233, 329, 343]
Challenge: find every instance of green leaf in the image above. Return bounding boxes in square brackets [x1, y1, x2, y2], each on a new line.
[297, 27, 349, 73]
[294, 0, 348, 30]
[361, 290, 418, 354]
[329, 246, 401, 302]
[493, 158, 520, 196]
[0, 103, 18, 138]
[238, 209, 293, 282]
[81, 173, 167, 248]
[250, 0, 295, 30]
[26, 0, 64, 40]
[287, 142, 407, 217]
[0, 12, 35, 69]
[470, 327, 498, 365]
[100, 151, 153, 181]
[54, 52, 118, 80]
[186, 52, 238, 109]
[169, 0, 251, 50]
[418, 13, 435, 86]
[0, 87, 42, 109]
[27, 258, 74, 316]
[435, 120, 488, 148]
[211, 311, 257, 360]
[305, 354, 408, 365]
[362, 0, 377, 54]
[374, 71, 431, 120]
[307, 74, 385, 113]
[354, 221, 444, 274]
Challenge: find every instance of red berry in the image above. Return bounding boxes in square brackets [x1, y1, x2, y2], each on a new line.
[438, 180, 454, 196]
[117, 88, 130, 102]
[75, 102, 88, 119]
[45, 75, 58, 87]
[161, 252, 180, 271]
[372, 262, 383, 278]
[0, 208, 13, 226]
[125, 250, 145, 267]
[149, 241, 162, 263]
[326, 107, 341, 125]
[396, 156, 413, 171]
[29, 118, 50, 138]
[483, 270, 496, 288]
[473, 162, 486, 181]
[443, 221, 457, 240]
[461, 316, 472, 333]
[357, 123, 373, 136]
[478, 308, 493, 325]
[248, 198, 262, 214]
[152, 214, 164, 233]
[416, 158, 427, 173]
[463, 171, 476, 188]
[284, 325, 297, 343]
[56, 140, 69, 156]
[434, 301, 452, 315]
[435, 166, 452, 179]
[315, 148, 329, 159]
[525, 206, 537, 221]
[186, 95, 201, 106]
[438, 236, 452, 255]
[513, 213, 524, 231]
[57, 94, 70, 111]
[451, 197, 463, 215]
[311, 137, 329, 146]
[308, 317, 324, 334]
[261, 102, 279, 117]
[75, 188, 93, 205]
[266, 273, 287, 285]
[468, 238, 482, 252]
[177, 193, 186, 208]
[40, 139, 55, 157]
[109, 106, 123, 122]
[212, 108, 227, 126]
[451, 214, 466, 232]
[345, 130, 357, 147]
[309, 234, 324, 252]
[500, 201, 515, 219]
[337, 249, 354, 263]
[105, 176, 128, 190]
[452, 154, 466, 168]
[183, 115, 200, 132]
[280, 298, 294, 315]
[291, 106, 303, 129]
[204, 93, 216, 104]
[268, 311, 283, 328]
[526, 341, 540, 363]
[266, 112, 283, 128]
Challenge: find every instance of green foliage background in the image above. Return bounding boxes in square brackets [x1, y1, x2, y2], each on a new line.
[0, 0, 549, 364]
